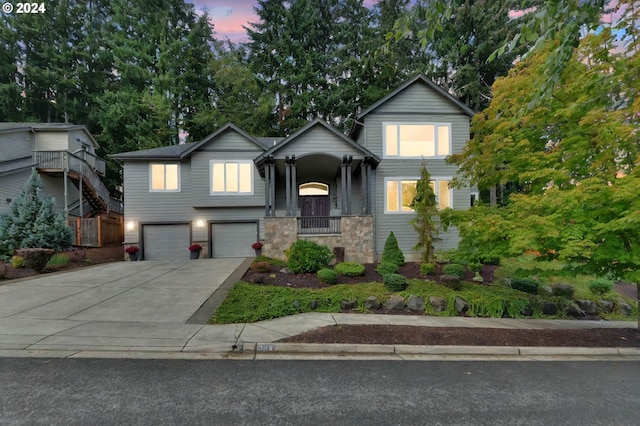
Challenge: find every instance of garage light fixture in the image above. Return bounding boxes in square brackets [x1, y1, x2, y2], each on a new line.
[126, 221, 135, 231]
[195, 220, 205, 228]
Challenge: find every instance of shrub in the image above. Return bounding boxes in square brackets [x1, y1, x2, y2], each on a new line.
[381, 231, 405, 266]
[317, 268, 338, 285]
[383, 273, 408, 292]
[16, 248, 54, 273]
[334, 261, 365, 276]
[286, 239, 334, 274]
[440, 274, 462, 291]
[376, 261, 399, 275]
[254, 255, 286, 267]
[511, 278, 539, 295]
[251, 261, 271, 273]
[442, 263, 466, 279]
[0, 262, 6, 279]
[468, 262, 482, 273]
[552, 283, 575, 299]
[46, 253, 69, 268]
[589, 278, 614, 295]
[420, 263, 436, 275]
[11, 255, 24, 268]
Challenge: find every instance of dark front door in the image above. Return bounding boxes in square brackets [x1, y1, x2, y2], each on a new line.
[300, 196, 329, 228]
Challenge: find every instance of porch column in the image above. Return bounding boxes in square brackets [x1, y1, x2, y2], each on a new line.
[285, 156, 291, 216]
[291, 156, 297, 216]
[269, 159, 276, 217]
[341, 156, 347, 215]
[264, 157, 271, 217]
[361, 158, 368, 214]
[346, 155, 352, 215]
[365, 161, 372, 214]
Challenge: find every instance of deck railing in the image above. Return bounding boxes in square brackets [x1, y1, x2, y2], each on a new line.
[33, 151, 116, 213]
[297, 216, 341, 235]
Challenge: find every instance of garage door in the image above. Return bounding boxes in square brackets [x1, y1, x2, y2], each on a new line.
[143, 224, 190, 260]
[211, 223, 257, 257]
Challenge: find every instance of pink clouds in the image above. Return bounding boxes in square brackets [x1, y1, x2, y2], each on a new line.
[191, 0, 382, 44]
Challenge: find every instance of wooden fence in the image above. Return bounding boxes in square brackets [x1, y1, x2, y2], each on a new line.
[67, 216, 124, 247]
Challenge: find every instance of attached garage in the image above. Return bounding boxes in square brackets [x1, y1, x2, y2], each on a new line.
[211, 222, 258, 258]
[143, 224, 191, 260]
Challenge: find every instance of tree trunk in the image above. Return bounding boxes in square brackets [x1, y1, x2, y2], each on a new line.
[489, 185, 497, 206]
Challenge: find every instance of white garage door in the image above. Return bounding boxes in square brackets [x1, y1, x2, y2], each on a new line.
[143, 224, 190, 260]
[211, 223, 257, 257]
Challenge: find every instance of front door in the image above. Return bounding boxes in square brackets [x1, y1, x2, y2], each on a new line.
[300, 195, 329, 228]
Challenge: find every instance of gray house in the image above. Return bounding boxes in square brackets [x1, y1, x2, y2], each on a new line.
[113, 75, 475, 262]
[0, 123, 121, 219]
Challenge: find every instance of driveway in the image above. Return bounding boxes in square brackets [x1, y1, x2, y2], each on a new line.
[0, 259, 249, 353]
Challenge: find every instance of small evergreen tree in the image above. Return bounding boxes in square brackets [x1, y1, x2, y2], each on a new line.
[0, 169, 72, 258]
[411, 162, 439, 262]
[381, 231, 405, 266]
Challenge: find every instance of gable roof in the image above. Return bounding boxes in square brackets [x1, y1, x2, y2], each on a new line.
[0, 122, 99, 148]
[111, 123, 264, 160]
[357, 74, 475, 120]
[254, 118, 381, 167]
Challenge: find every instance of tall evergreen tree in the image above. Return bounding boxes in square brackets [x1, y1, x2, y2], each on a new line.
[411, 162, 439, 262]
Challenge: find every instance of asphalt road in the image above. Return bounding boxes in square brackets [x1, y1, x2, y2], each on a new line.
[1, 359, 638, 425]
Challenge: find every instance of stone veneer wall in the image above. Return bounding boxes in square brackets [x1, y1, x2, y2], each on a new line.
[263, 215, 374, 263]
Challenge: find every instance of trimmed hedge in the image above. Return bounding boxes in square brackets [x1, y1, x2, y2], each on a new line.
[442, 263, 466, 279]
[511, 277, 539, 295]
[420, 263, 436, 275]
[286, 239, 334, 274]
[334, 261, 365, 276]
[383, 273, 408, 292]
[589, 278, 614, 295]
[317, 268, 338, 285]
[376, 261, 399, 275]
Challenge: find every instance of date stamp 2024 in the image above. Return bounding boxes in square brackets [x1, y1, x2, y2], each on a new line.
[2, 2, 47, 14]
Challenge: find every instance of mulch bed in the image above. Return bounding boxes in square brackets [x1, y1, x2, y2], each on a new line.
[280, 325, 640, 347]
[0, 246, 123, 281]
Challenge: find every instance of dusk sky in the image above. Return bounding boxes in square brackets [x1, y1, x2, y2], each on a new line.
[190, 0, 379, 44]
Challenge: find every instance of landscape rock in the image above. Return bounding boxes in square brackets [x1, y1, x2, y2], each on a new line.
[598, 300, 614, 313]
[540, 301, 558, 315]
[552, 283, 575, 298]
[340, 299, 358, 310]
[364, 296, 381, 310]
[429, 296, 448, 312]
[406, 295, 425, 311]
[576, 300, 598, 316]
[384, 295, 405, 310]
[251, 274, 266, 284]
[617, 299, 633, 316]
[292, 300, 300, 310]
[520, 305, 534, 317]
[564, 303, 585, 318]
[540, 286, 553, 295]
[279, 267, 292, 274]
[310, 299, 318, 310]
[440, 274, 461, 290]
[454, 297, 468, 314]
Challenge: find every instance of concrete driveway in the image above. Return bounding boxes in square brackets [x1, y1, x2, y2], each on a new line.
[0, 259, 250, 353]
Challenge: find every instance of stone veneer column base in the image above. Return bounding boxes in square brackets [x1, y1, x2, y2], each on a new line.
[262, 216, 374, 264]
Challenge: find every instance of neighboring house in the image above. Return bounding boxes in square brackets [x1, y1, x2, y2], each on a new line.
[112, 75, 475, 262]
[0, 123, 123, 244]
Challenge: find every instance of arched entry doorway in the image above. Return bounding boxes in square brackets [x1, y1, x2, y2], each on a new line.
[299, 182, 329, 228]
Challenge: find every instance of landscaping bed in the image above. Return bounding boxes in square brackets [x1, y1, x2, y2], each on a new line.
[0, 246, 123, 281]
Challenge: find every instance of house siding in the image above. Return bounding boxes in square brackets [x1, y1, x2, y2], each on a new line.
[0, 170, 30, 214]
[272, 126, 364, 159]
[0, 131, 33, 162]
[35, 132, 69, 151]
[360, 83, 471, 260]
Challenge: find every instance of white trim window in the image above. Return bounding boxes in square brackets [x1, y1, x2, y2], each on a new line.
[385, 177, 452, 213]
[384, 123, 451, 158]
[210, 160, 253, 195]
[150, 163, 180, 192]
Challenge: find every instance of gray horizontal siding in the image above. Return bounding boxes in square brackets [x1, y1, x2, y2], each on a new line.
[0, 170, 30, 214]
[190, 150, 265, 208]
[35, 132, 69, 151]
[373, 82, 462, 115]
[198, 131, 263, 151]
[0, 132, 33, 162]
[274, 126, 365, 160]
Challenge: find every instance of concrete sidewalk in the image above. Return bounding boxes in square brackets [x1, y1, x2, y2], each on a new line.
[1, 313, 638, 361]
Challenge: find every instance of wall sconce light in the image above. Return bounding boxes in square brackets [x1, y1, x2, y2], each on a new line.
[6, 198, 11, 203]
[195, 220, 205, 228]
[126, 221, 135, 231]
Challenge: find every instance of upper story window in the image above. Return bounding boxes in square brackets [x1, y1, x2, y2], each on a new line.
[150, 163, 180, 192]
[211, 160, 253, 195]
[384, 123, 451, 158]
[385, 177, 452, 213]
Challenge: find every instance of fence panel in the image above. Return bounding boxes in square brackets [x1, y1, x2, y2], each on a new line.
[80, 218, 99, 247]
